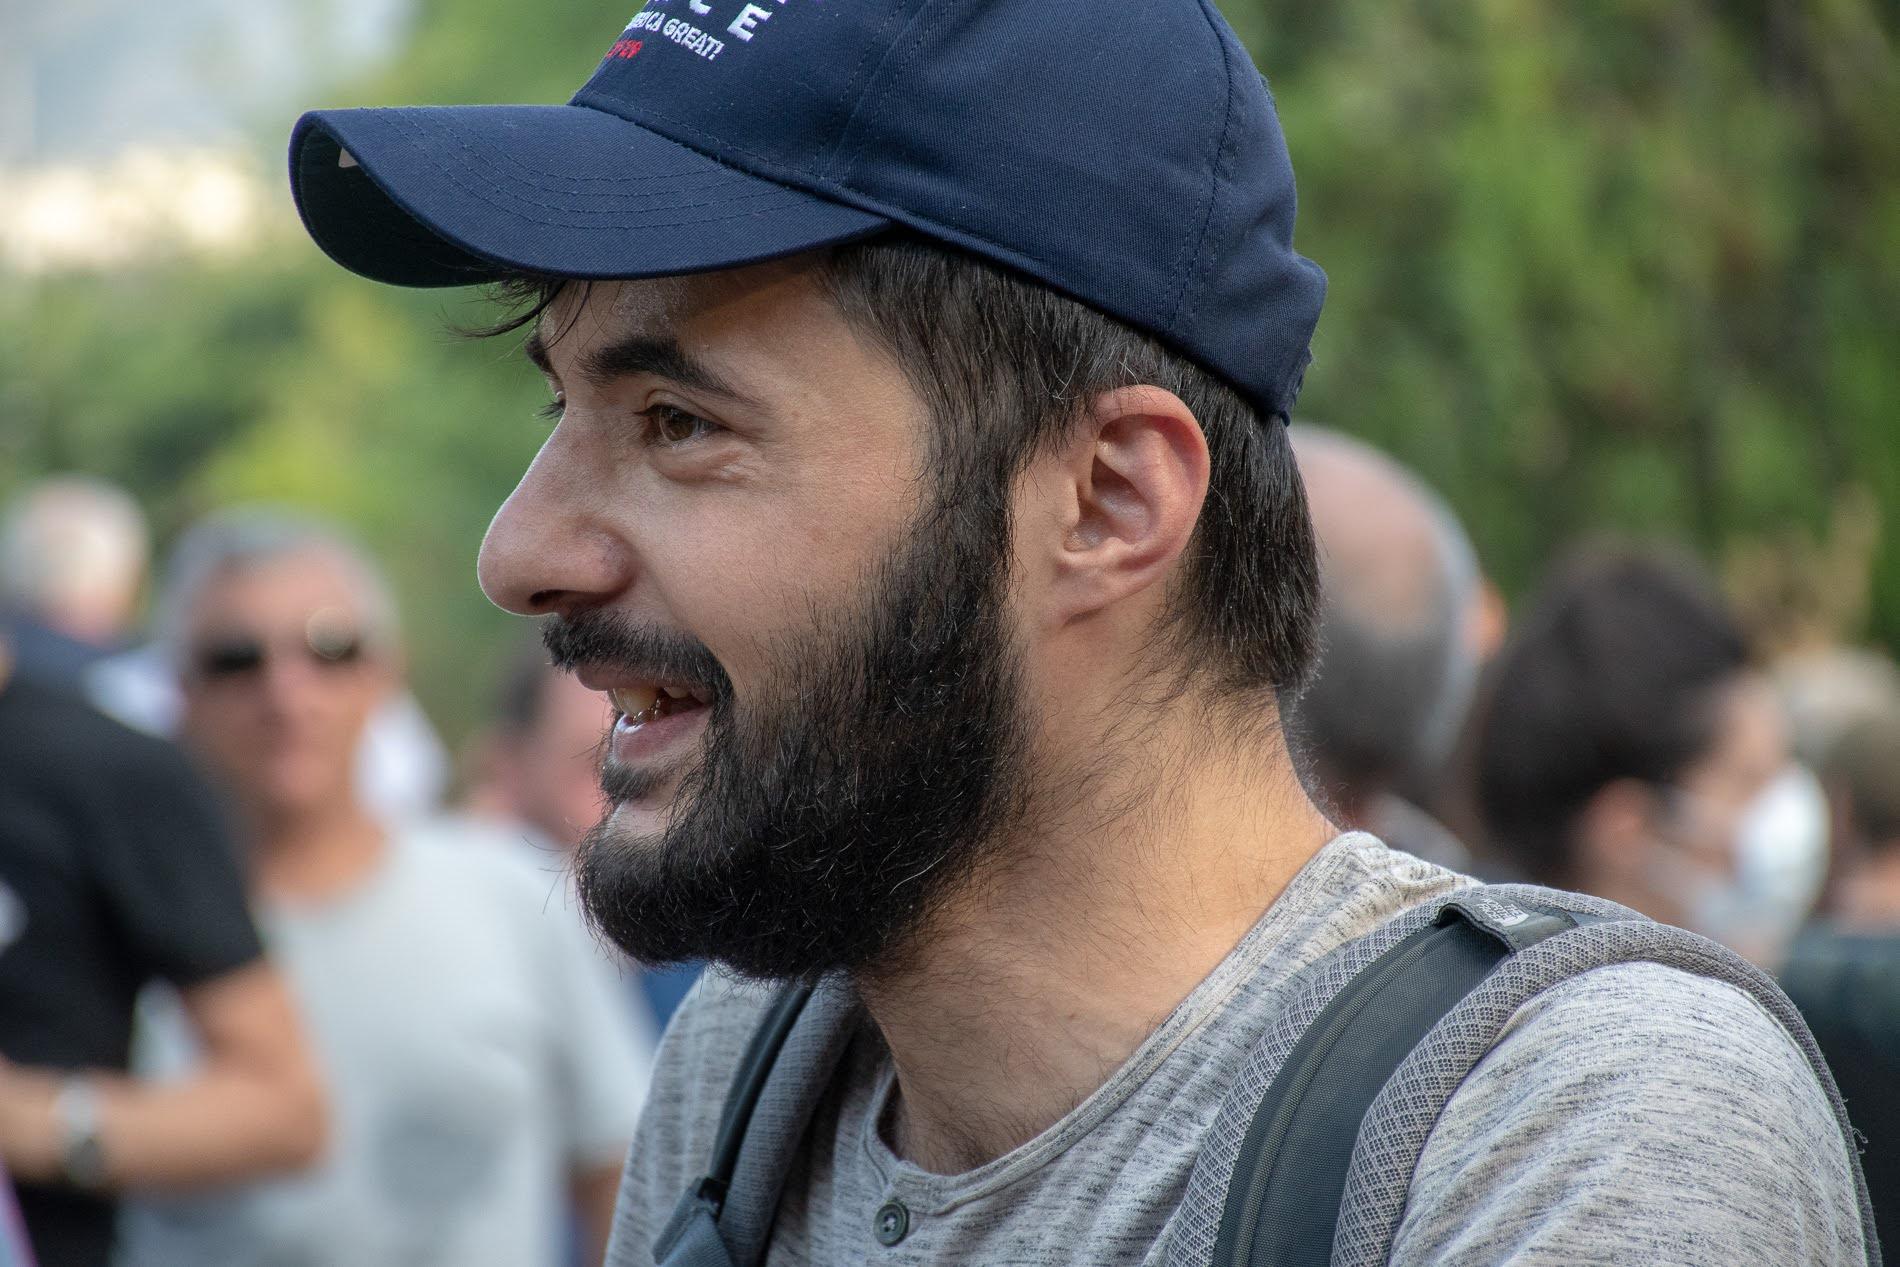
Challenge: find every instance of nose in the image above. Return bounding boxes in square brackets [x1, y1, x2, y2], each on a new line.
[478, 429, 635, 617]
[257, 641, 328, 708]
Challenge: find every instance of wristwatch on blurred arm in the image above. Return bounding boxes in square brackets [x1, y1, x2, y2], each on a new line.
[53, 1077, 107, 1190]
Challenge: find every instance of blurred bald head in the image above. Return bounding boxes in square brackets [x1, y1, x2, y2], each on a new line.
[0, 476, 150, 646]
[1289, 427, 1480, 822]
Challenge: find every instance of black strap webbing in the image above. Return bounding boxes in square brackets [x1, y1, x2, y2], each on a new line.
[1210, 898, 1577, 1267]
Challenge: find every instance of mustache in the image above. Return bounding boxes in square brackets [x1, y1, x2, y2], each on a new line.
[541, 611, 730, 699]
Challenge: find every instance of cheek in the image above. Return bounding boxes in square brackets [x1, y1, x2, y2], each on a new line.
[185, 698, 260, 761]
[1685, 799, 1750, 869]
[327, 671, 389, 729]
[641, 479, 912, 683]
[563, 767, 609, 820]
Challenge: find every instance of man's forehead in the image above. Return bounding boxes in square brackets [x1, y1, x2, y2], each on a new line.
[537, 256, 828, 354]
[200, 548, 363, 614]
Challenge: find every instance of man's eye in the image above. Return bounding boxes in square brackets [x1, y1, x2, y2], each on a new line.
[537, 395, 565, 423]
[645, 404, 716, 446]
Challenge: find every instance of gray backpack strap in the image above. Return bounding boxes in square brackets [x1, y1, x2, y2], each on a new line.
[1169, 895, 1461, 1266]
[1207, 894, 1584, 1267]
[1170, 884, 1882, 1267]
[1331, 884, 1883, 1267]
[655, 986, 810, 1267]
[654, 977, 861, 1267]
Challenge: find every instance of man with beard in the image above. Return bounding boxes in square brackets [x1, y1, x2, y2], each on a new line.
[284, 1, 1870, 1263]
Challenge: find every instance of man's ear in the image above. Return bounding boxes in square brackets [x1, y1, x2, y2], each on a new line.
[1024, 384, 1209, 631]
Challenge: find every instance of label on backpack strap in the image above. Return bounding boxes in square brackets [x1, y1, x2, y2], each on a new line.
[1438, 894, 1578, 954]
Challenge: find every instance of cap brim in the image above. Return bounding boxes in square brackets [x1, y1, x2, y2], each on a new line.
[290, 104, 890, 288]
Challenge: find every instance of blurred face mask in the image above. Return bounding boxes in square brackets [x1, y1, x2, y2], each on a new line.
[1653, 764, 1830, 963]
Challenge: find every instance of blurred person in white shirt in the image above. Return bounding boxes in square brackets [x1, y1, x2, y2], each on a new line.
[0, 476, 148, 692]
[119, 509, 650, 1267]
[464, 641, 701, 1031]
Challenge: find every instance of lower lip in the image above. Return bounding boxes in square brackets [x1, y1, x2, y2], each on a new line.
[609, 703, 710, 768]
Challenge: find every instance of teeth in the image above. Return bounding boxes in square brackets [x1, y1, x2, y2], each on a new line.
[608, 686, 660, 718]
[608, 683, 708, 728]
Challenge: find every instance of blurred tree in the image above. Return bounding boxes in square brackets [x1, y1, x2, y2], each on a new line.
[2, 0, 1896, 752]
[1247, 0, 1900, 637]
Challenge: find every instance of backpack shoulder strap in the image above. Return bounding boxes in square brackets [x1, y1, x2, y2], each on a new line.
[1329, 889, 1882, 1267]
[1208, 892, 1581, 1267]
[654, 984, 812, 1267]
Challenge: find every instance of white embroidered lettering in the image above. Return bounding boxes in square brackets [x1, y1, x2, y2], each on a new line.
[728, 3, 773, 39]
[642, 16, 727, 61]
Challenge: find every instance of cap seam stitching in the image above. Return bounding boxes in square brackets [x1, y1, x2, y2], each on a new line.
[828, 0, 938, 182]
[380, 110, 794, 206]
[579, 91, 816, 183]
[1166, 0, 1240, 337]
[372, 108, 763, 189]
[573, 96, 1054, 268]
[818, 0, 925, 180]
[372, 111, 821, 229]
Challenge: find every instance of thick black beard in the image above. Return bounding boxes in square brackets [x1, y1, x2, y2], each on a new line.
[552, 495, 1033, 983]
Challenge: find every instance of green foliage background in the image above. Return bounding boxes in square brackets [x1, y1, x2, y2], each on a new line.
[3, 0, 1896, 750]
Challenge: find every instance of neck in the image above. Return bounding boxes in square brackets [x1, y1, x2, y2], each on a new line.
[858, 698, 1335, 1174]
[1837, 845, 1900, 929]
[1320, 774, 1375, 833]
[247, 796, 388, 905]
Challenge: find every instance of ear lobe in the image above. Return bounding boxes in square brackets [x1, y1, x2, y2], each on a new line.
[1046, 385, 1208, 625]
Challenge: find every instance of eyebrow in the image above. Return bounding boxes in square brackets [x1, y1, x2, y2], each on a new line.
[522, 327, 757, 406]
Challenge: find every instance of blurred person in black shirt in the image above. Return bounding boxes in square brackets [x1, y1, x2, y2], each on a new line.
[1475, 546, 1830, 967]
[0, 638, 323, 1267]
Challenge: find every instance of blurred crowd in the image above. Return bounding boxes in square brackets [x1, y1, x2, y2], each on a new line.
[0, 483, 690, 1266]
[2, 436, 1897, 1263]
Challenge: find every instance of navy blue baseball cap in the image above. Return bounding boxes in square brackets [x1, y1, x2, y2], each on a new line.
[290, 0, 1325, 420]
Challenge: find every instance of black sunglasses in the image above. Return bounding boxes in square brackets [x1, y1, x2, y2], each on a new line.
[192, 626, 368, 681]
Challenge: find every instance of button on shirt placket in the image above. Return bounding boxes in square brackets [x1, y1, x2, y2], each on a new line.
[873, 1199, 910, 1247]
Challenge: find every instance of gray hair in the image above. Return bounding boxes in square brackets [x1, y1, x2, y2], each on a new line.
[0, 476, 149, 616]
[1288, 427, 1481, 800]
[155, 508, 400, 669]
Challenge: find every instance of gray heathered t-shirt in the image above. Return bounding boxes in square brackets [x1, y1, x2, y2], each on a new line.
[608, 833, 1869, 1265]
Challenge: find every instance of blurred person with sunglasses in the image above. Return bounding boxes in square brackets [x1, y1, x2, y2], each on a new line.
[0, 632, 323, 1267]
[119, 511, 651, 1267]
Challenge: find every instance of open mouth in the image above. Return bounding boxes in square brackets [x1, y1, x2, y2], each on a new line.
[607, 682, 712, 728]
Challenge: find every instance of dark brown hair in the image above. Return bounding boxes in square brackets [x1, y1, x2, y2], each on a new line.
[478, 232, 1322, 706]
[1476, 545, 1753, 884]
